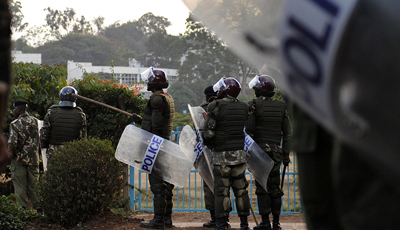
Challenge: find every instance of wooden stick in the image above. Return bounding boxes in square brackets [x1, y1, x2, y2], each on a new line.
[72, 94, 142, 119]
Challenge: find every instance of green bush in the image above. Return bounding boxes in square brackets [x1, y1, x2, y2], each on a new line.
[37, 138, 124, 228]
[0, 194, 39, 230]
[173, 113, 193, 130]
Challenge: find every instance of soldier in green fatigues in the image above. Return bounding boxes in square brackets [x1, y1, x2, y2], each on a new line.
[139, 67, 176, 229]
[199, 85, 218, 228]
[8, 100, 41, 211]
[40, 86, 87, 161]
[245, 75, 291, 230]
[203, 77, 251, 230]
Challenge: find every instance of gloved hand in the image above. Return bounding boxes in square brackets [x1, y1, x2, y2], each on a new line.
[132, 114, 142, 125]
[283, 154, 290, 166]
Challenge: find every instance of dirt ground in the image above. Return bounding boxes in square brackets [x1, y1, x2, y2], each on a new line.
[27, 210, 305, 230]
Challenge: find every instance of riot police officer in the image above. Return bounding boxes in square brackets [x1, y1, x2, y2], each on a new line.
[202, 77, 251, 230]
[245, 75, 291, 230]
[40, 86, 87, 160]
[139, 67, 176, 229]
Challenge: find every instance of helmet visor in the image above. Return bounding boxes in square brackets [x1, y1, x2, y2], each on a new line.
[212, 78, 226, 92]
[140, 67, 155, 83]
[248, 75, 260, 89]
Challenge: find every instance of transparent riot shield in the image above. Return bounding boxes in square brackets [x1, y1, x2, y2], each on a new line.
[37, 120, 48, 171]
[244, 132, 274, 192]
[179, 125, 214, 192]
[115, 124, 197, 188]
[187, 105, 214, 186]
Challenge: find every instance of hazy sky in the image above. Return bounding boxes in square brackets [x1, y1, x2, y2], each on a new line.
[14, 0, 191, 38]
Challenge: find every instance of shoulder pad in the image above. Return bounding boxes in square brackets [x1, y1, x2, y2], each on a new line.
[74, 106, 84, 112]
[207, 100, 218, 111]
[150, 95, 165, 109]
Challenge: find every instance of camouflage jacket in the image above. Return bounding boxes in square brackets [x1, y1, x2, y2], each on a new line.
[8, 112, 40, 165]
[212, 149, 250, 166]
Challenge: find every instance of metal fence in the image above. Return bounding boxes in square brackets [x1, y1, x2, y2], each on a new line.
[129, 127, 303, 214]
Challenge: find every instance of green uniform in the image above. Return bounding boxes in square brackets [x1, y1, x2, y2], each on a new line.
[246, 97, 291, 220]
[40, 105, 87, 159]
[203, 97, 250, 219]
[8, 112, 41, 209]
[141, 90, 175, 217]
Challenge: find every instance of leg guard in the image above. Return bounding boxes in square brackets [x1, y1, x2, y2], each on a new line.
[213, 165, 232, 219]
[231, 164, 250, 217]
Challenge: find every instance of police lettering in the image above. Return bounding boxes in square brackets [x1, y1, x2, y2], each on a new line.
[282, 0, 341, 110]
[194, 142, 203, 159]
[244, 134, 254, 153]
[141, 135, 163, 173]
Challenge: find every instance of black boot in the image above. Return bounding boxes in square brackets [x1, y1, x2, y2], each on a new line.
[140, 214, 165, 229]
[203, 210, 217, 228]
[215, 218, 228, 230]
[272, 216, 281, 230]
[164, 214, 173, 228]
[254, 214, 272, 230]
[239, 215, 252, 230]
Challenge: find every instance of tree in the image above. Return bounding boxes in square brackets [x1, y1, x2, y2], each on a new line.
[9, 0, 28, 33]
[35, 33, 129, 66]
[102, 21, 146, 57]
[178, 14, 257, 102]
[138, 33, 185, 68]
[137, 13, 171, 37]
[43, 7, 104, 40]
[167, 81, 198, 112]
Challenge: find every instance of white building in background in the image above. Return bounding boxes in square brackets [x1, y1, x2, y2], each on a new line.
[67, 60, 178, 98]
[11, 50, 42, 64]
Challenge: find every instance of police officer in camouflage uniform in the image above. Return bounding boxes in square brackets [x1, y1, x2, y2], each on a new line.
[139, 67, 175, 229]
[8, 100, 41, 210]
[202, 77, 251, 230]
[200, 85, 218, 228]
[245, 75, 291, 230]
[40, 86, 87, 161]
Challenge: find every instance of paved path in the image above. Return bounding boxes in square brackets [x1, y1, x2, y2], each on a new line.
[174, 222, 307, 230]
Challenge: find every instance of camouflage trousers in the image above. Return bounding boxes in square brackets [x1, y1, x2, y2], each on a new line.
[213, 163, 250, 219]
[10, 159, 41, 209]
[149, 174, 174, 216]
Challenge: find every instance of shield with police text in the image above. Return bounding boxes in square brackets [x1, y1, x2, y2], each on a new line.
[187, 105, 214, 186]
[244, 132, 274, 192]
[179, 124, 214, 192]
[115, 124, 197, 188]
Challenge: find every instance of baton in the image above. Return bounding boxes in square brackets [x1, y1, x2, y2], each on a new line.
[72, 94, 142, 120]
[280, 164, 287, 190]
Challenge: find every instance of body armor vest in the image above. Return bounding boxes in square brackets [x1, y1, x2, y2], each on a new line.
[48, 106, 84, 145]
[141, 91, 175, 139]
[212, 99, 249, 152]
[252, 97, 286, 146]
